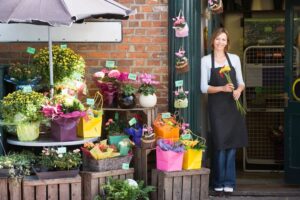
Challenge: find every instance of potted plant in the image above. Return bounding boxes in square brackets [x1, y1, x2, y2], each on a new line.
[175, 48, 189, 73]
[42, 94, 86, 141]
[141, 125, 156, 149]
[174, 87, 189, 109]
[137, 73, 159, 108]
[33, 45, 85, 87]
[0, 151, 36, 178]
[118, 83, 137, 109]
[34, 147, 81, 179]
[95, 178, 155, 200]
[104, 116, 128, 146]
[0, 90, 46, 141]
[93, 67, 121, 107]
[4, 62, 41, 90]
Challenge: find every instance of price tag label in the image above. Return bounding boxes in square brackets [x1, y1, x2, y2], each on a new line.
[22, 85, 32, 93]
[128, 73, 137, 80]
[181, 133, 192, 140]
[122, 163, 130, 170]
[128, 117, 137, 126]
[57, 147, 67, 154]
[106, 60, 116, 68]
[60, 44, 67, 49]
[161, 112, 171, 119]
[114, 112, 119, 120]
[175, 80, 183, 87]
[86, 98, 95, 106]
[26, 47, 36, 54]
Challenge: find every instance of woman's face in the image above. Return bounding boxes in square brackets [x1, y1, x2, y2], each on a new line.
[213, 33, 228, 51]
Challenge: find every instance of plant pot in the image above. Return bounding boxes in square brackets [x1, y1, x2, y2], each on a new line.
[108, 135, 129, 146]
[139, 93, 157, 108]
[174, 98, 188, 109]
[33, 168, 79, 179]
[118, 93, 136, 109]
[16, 122, 40, 141]
[0, 168, 10, 177]
[51, 117, 79, 141]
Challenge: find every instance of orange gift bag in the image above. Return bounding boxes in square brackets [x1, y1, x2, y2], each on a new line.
[153, 113, 180, 140]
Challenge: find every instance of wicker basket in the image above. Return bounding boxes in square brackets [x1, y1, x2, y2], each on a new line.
[82, 154, 132, 172]
[175, 62, 189, 73]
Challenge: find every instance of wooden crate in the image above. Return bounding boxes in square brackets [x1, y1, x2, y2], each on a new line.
[80, 168, 134, 200]
[133, 147, 156, 185]
[0, 177, 22, 200]
[151, 168, 210, 200]
[22, 175, 81, 200]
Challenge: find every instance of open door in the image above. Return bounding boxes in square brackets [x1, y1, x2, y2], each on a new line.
[284, 1, 300, 184]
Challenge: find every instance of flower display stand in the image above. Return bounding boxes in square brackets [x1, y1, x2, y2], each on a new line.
[133, 147, 156, 185]
[22, 175, 81, 200]
[151, 168, 210, 200]
[80, 168, 134, 200]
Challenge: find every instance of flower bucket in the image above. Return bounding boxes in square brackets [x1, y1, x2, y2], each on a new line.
[77, 115, 102, 138]
[156, 146, 183, 171]
[108, 135, 129, 146]
[182, 149, 203, 170]
[139, 93, 157, 108]
[16, 122, 40, 141]
[153, 114, 180, 140]
[174, 98, 188, 108]
[51, 117, 80, 141]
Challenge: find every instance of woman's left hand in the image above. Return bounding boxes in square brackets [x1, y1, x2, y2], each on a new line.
[233, 90, 241, 100]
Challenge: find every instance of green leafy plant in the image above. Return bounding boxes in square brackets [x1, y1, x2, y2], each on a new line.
[137, 73, 159, 96]
[37, 147, 81, 171]
[104, 118, 125, 136]
[0, 151, 36, 178]
[0, 90, 46, 124]
[8, 62, 40, 82]
[33, 45, 85, 85]
[95, 178, 155, 200]
[120, 84, 137, 96]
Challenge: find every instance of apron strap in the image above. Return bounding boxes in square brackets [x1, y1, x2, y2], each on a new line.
[211, 52, 215, 69]
[225, 53, 233, 68]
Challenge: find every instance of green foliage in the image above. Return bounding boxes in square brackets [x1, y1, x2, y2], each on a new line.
[33, 45, 85, 84]
[8, 62, 40, 81]
[38, 148, 81, 171]
[120, 84, 137, 96]
[0, 151, 36, 178]
[0, 90, 46, 124]
[138, 84, 156, 96]
[95, 178, 155, 200]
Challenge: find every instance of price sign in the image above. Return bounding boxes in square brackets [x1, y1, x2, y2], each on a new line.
[128, 117, 137, 126]
[175, 80, 183, 87]
[57, 147, 67, 154]
[128, 73, 137, 80]
[22, 85, 32, 93]
[86, 98, 95, 106]
[60, 44, 67, 49]
[122, 163, 130, 170]
[181, 134, 192, 140]
[161, 112, 171, 119]
[105, 60, 116, 68]
[26, 47, 36, 54]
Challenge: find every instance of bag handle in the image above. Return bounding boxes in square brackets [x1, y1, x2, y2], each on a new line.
[182, 129, 206, 145]
[177, 9, 183, 18]
[94, 92, 103, 110]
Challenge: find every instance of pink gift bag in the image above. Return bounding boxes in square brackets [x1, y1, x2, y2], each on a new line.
[156, 146, 184, 171]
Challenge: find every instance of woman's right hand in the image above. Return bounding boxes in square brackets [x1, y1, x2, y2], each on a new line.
[222, 83, 234, 92]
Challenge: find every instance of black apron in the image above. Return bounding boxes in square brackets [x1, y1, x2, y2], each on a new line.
[208, 53, 248, 150]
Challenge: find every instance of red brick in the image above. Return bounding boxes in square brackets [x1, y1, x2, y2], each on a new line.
[134, 45, 146, 52]
[136, 0, 146, 4]
[85, 59, 99, 66]
[128, 52, 148, 59]
[134, 14, 145, 20]
[141, 6, 152, 12]
[129, 37, 152, 43]
[146, 45, 161, 51]
[152, 21, 168, 27]
[135, 29, 146, 35]
[116, 44, 130, 51]
[152, 52, 167, 59]
[147, 60, 161, 66]
[123, 28, 134, 35]
[81, 52, 110, 59]
[77, 44, 98, 51]
[152, 37, 168, 43]
[111, 52, 127, 58]
[129, 21, 139, 27]
[141, 21, 152, 27]
[146, 28, 167, 36]
[146, 13, 161, 20]
[99, 44, 113, 51]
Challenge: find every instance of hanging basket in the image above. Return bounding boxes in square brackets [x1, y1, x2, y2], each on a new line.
[174, 98, 188, 109]
[209, 0, 224, 14]
[173, 10, 189, 38]
[175, 61, 189, 73]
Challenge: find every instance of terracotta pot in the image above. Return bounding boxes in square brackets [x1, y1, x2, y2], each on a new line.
[139, 93, 157, 108]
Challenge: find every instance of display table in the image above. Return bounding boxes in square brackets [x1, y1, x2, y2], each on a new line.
[7, 134, 99, 147]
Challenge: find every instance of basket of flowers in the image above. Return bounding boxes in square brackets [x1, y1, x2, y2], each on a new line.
[175, 48, 189, 73]
[174, 87, 189, 109]
[81, 140, 132, 172]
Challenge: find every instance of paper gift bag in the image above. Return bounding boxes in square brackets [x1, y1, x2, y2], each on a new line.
[156, 146, 183, 171]
[153, 114, 180, 140]
[182, 149, 203, 170]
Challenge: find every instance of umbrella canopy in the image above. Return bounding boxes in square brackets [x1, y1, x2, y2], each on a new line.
[0, 0, 136, 26]
[0, 0, 136, 96]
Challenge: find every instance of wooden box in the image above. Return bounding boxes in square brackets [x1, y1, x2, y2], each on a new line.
[22, 175, 81, 200]
[0, 177, 22, 200]
[80, 168, 134, 200]
[151, 168, 210, 200]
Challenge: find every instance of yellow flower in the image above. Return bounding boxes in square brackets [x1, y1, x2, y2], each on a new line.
[219, 65, 231, 74]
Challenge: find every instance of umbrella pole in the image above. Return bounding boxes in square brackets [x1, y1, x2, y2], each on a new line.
[48, 27, 54, 98]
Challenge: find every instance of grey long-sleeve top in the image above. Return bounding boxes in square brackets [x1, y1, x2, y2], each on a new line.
[200, 53, 245, 93]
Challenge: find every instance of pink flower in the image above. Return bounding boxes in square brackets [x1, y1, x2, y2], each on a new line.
[138, 73, 159, 85]
[105, 122, 110, 126]
[175, 49, 185, 58]
[94, 71, 105, 79]
[174, 91, 179, 96]
[108, 69, 121, 79]
[118, 72, 129, 82]
[108, 118, 113, 122]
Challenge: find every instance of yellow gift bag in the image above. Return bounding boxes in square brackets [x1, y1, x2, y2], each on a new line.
[183, 149, 203, 170]
[77, 92, 103, 138]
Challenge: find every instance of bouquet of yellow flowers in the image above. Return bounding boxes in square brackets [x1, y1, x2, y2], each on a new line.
[219, 65, 246, 115]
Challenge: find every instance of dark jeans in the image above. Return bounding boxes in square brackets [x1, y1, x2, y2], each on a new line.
[212, 148, 236, 188]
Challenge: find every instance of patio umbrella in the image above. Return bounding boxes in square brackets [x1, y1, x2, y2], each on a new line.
[0, 0, 136, 96]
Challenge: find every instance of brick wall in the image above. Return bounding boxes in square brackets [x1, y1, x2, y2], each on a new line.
[0, 0, 169, 111]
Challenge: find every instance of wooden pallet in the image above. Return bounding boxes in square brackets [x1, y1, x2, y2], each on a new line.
[80, 168, 134, 200]
[151, 168, 210, 200]
[22, 175, 81, 200]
